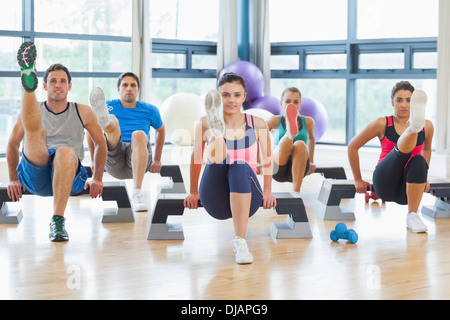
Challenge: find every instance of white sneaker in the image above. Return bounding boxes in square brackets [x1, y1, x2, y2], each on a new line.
[131, 190, 148, 212]
[90, 87, 110, 128]
[233, 236, 254, 264]
[410, 89, 427, 133]
[406, 212, 428, 233]
[204, 89, 225, 137]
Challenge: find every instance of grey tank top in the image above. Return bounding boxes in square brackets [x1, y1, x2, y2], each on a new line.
[39, 101, 85, 160]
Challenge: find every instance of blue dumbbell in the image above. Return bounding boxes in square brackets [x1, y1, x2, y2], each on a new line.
[330, 222, 358, 244]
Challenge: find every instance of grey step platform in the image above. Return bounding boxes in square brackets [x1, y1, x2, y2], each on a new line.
[159, 165, 187, 193]
[147, 191, 312, 240]
[314, 166, 347, 180]
[316, 178, 450, 220]
[422, 179, 450, 219]
[0, 181, 134, 224]
[315, 179, 357, 220]
[0, 164, 188, 225]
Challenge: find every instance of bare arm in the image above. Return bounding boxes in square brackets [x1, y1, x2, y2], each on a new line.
[422, 120, 434, 192]
[422, 120, 433, 165]
[305, 116, 316, 174]
[149, 124, 165, 173]
[6, 113, 26, 201]
[86, 131, 95, 168]
[266, 115, 279, 131]
[254, 116, 276, 209]
[348, 117, 385, 193]
[78, 104, 107, 198]
[184, 118, 206, 209]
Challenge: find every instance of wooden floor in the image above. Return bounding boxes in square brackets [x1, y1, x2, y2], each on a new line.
[1, 163, 450, 300]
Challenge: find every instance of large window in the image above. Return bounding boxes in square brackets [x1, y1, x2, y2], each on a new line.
[150, 0, 218, 42]
[356, 79, 437, 147]
[0, 0, 219, 155]
[270, 0, 439, 145]
[0, 0, 132, 155]
[34, 1, 132, 37]
[0, 0, 439, 154]
[357, 0, 439, 40]
[270, 0, 348, 42]
[150, 0, 219, 106]
[0, 2, 21, 31]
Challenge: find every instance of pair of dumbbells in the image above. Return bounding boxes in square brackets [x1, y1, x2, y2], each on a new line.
[330, 222, 358, 244]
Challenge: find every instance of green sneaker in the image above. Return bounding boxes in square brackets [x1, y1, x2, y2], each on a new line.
[49, 215, 69, 242]
[17, 41, 38, 93]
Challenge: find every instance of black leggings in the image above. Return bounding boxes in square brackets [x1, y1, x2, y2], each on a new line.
[372, 146, 428, 205]
[199, 162, 263, 220]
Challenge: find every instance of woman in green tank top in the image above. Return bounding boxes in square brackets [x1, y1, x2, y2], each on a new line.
[266, 87, 316, 193]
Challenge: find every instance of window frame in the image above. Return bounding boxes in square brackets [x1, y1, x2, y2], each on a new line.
[270, 0, 438, 145]
[152, 38, 217, 79]
[0, 1, 130, 82]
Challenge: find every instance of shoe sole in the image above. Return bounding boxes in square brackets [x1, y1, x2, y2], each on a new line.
[286, 103, 299, 138]
[17, 42, 38, 92]
[49, 234, 69, 242]
[21, 73, 38, 93]
[90, 87, 110, 127]
[204, 90, 225, 136]
[90, 87, 106, 106]
[133, 207, 148, 212]
[236, 258, 254, 264]
[17, 42, 36, 69]
[406, 227, 428, 233]
[410, 89, 427, 131]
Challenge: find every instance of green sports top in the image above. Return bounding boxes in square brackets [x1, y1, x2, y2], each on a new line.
[272, 115, 308, 147]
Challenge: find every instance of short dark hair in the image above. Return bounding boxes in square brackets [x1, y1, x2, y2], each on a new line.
[281, 87, 302, 101]
[117, 72, 140, 89]
[43, 64, 71, 84]
[391, 81, 415, 100]
[217, 72, 246, 90]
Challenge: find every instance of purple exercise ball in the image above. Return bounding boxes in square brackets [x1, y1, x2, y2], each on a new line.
[249, 96, 282, 116]
[218, 61, 265, 105]
[299, 97, 328, 141]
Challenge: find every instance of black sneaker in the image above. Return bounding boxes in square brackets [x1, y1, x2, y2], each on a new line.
[17, 41, 38, 93]
[49, 216, 69, 242]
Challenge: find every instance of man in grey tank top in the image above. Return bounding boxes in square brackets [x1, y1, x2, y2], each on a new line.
[7, 42, 107, 242]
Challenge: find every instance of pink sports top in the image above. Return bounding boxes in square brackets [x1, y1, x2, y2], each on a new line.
[377, 116, 425, 166]
[224, 114, 258, 174]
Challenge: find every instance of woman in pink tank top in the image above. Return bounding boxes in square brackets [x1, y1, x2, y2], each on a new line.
[184, 73, 276, 264]
[348, 81, 434, 233]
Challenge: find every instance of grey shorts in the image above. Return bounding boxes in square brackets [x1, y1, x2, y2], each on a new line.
[105, 136, 153, 179]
